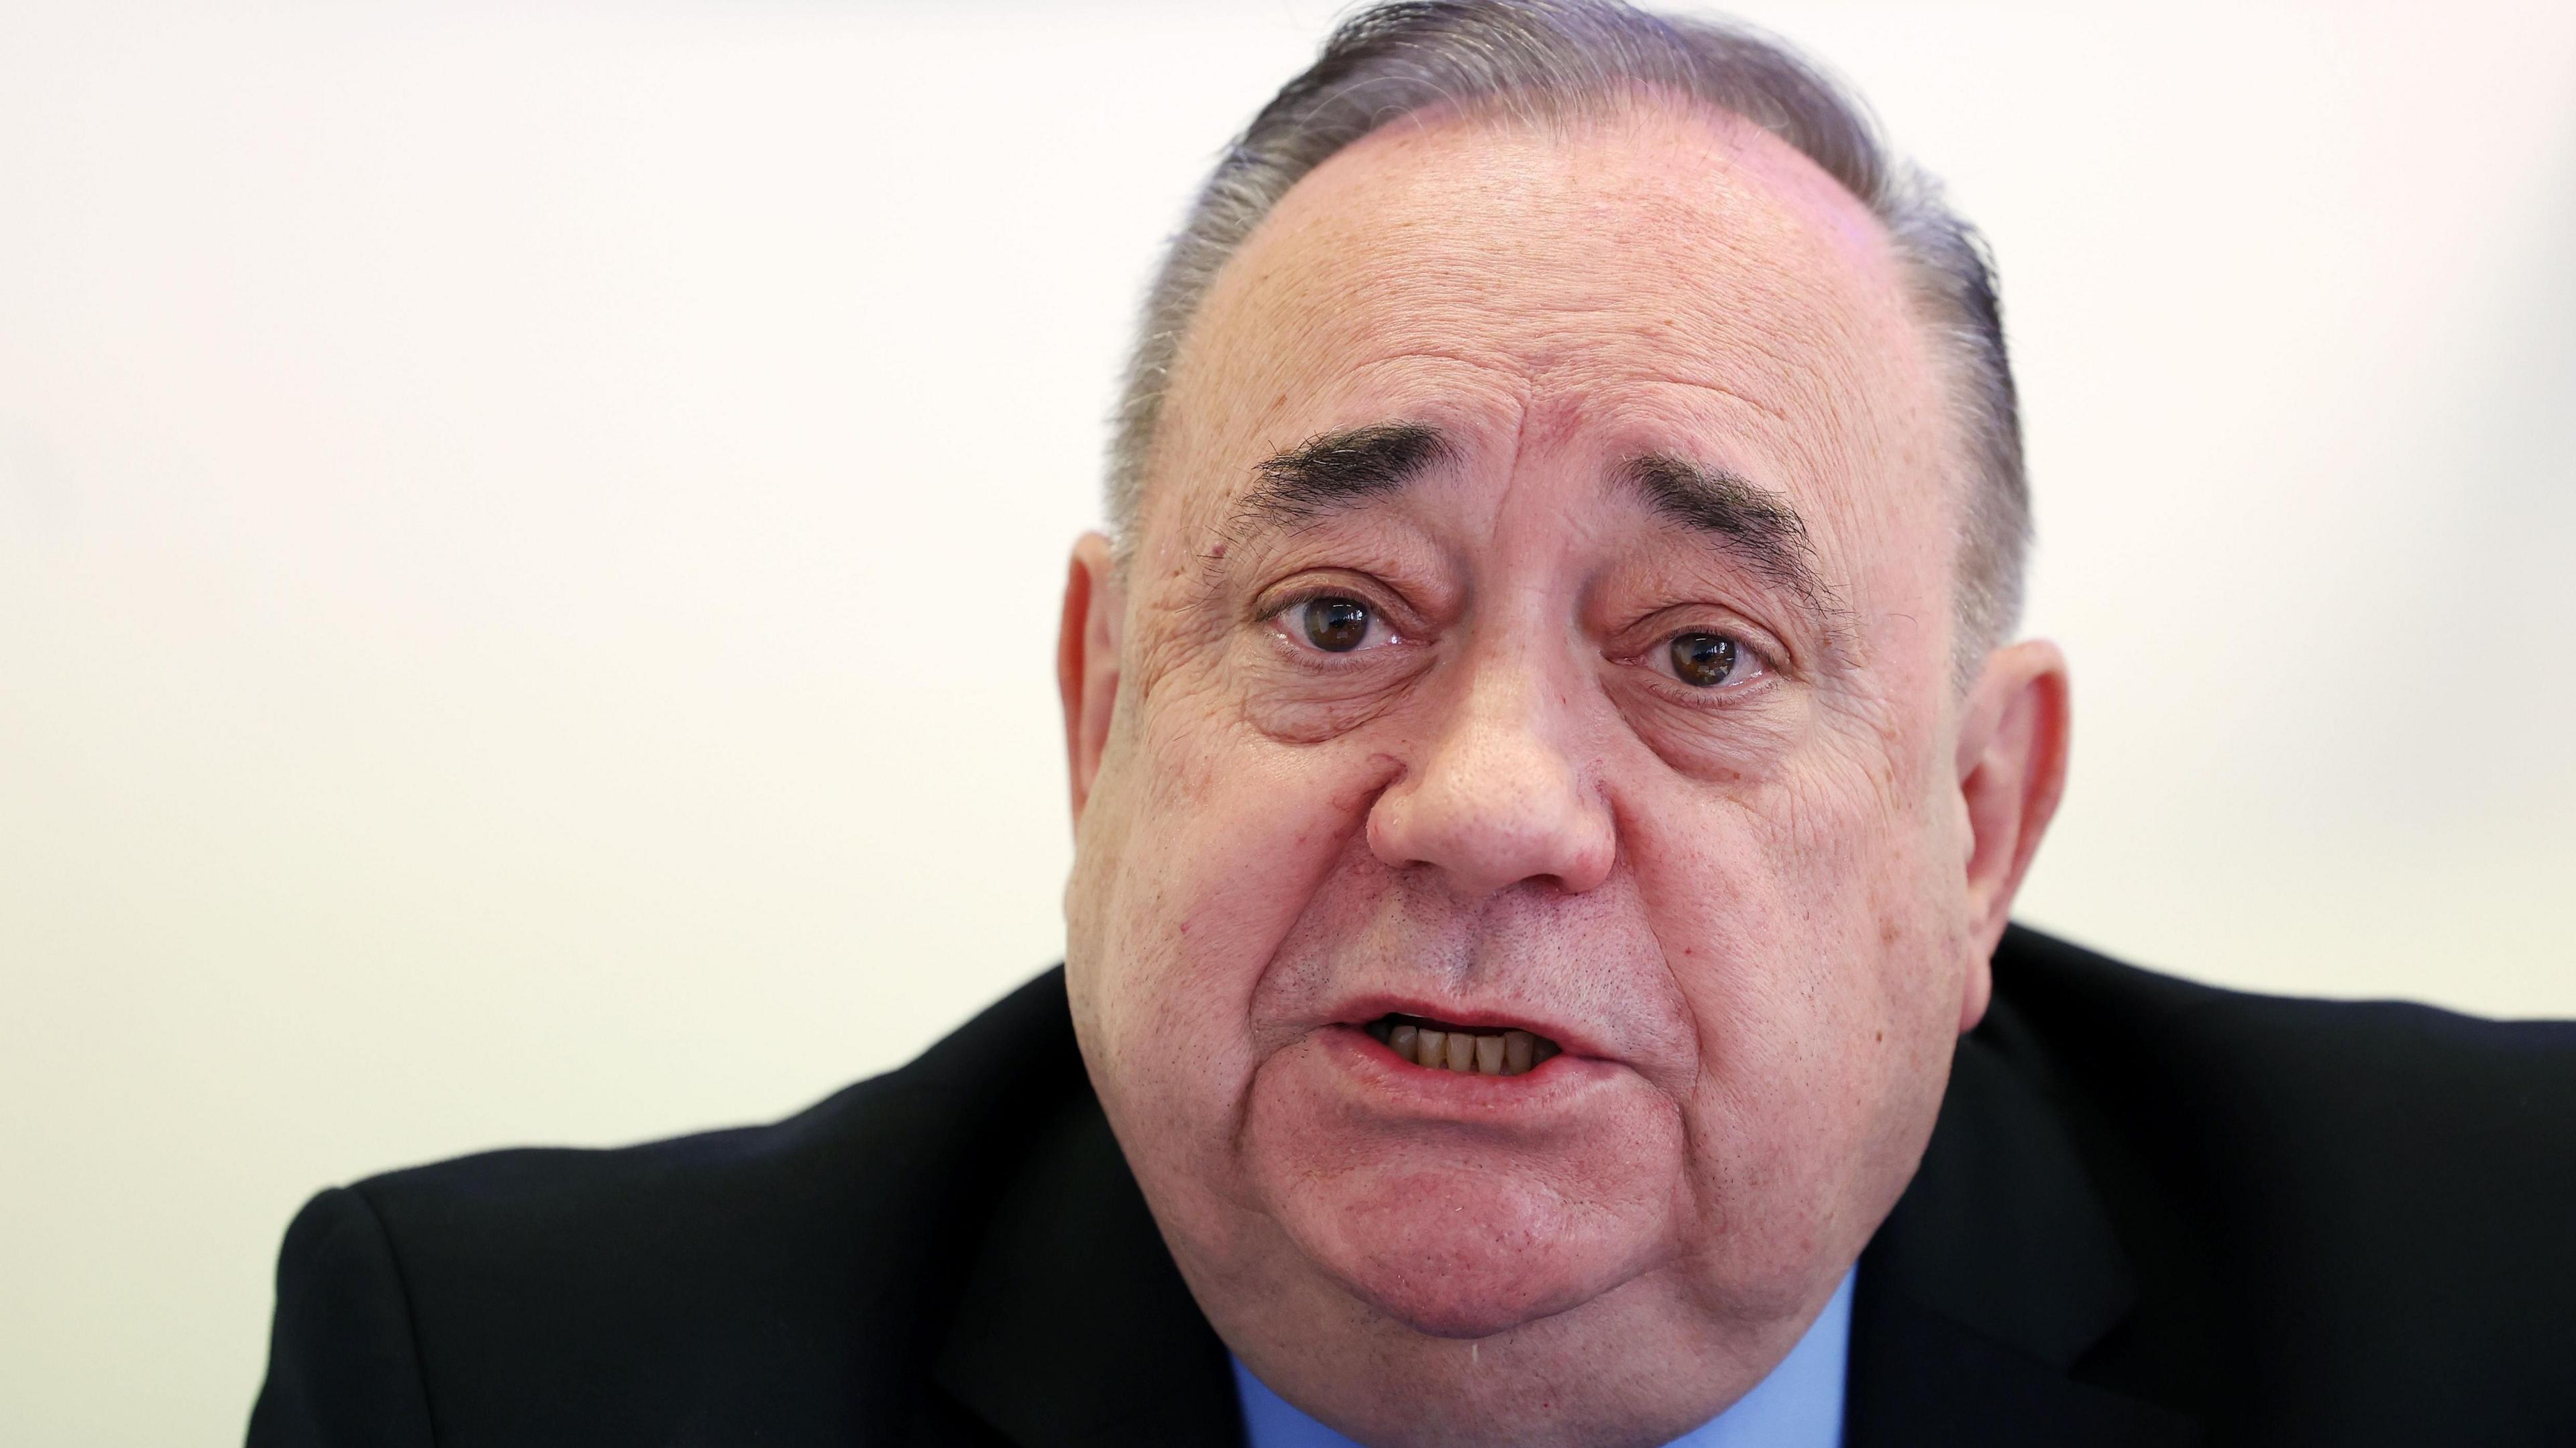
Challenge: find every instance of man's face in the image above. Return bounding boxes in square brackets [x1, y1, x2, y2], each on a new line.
[1059, 99, 2061, 1444]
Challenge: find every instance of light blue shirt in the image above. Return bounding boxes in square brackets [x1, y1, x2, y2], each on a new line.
[1233, 1268, 1856, 1448]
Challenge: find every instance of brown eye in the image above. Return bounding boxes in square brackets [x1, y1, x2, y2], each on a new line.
[1301, 597, 1372, 653]
[1669, 632, 1737, 686]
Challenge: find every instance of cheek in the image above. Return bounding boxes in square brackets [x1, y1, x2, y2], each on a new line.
[1069, 688, 1400, 1146]
[1621, 750, 1961, 1291]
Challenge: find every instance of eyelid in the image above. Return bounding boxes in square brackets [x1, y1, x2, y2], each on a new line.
[1256, 566, 1393, 609]
[1253, 569, 1428, 630]
[1620, 594, 1791, 659]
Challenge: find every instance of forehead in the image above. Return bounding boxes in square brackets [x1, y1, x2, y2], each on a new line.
[1146, 97, 1952, 577]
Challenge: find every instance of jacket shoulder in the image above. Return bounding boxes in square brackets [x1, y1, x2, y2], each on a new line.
[254, 966, 1081, 1445]
[1992, 923, 2576, 1145]
[1986, 926, 2576, 1440]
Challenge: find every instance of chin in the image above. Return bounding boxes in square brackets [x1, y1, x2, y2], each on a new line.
[1264, 1158, 1676, 1339]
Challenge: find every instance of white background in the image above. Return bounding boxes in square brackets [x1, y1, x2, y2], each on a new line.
[3, 1, 2571, 1440]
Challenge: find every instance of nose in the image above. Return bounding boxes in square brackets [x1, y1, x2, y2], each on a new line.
[1366, 649, 1616, 899]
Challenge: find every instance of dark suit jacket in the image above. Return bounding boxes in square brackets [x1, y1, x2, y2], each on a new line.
[249, 927, 2576, 1446]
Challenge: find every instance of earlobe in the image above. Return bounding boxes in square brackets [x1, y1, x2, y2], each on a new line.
[1953, 639, 2072, 1026]
[1058, 532, 1124, 824]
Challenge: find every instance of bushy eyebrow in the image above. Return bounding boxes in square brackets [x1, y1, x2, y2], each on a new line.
[1620, 453, 1828, 612]
[1219, 427, 1835, 645]
[1236, 422, 1452, 530]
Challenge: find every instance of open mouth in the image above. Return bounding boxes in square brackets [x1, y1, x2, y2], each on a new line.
[1362, 1013, 1563, 1077]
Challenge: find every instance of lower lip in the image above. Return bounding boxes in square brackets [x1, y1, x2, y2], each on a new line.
[1316, 1023, 1615, 1113]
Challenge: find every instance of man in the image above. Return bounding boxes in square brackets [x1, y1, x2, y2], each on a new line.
[250, 3, 2576, 1445]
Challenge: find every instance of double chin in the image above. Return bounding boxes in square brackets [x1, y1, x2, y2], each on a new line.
[1239, 1045, 1687, 1338]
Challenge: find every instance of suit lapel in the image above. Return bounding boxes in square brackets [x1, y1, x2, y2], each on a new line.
[1845, 1026, 2203, 1446]
[928, 1086, 1243, 1448]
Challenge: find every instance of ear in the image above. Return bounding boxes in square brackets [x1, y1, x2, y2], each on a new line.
[1057, 531, 1124, 825]
[1951, 638, 2071, 1030]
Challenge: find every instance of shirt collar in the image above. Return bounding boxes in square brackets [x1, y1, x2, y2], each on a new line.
[1232, 1268, 1857, 1448]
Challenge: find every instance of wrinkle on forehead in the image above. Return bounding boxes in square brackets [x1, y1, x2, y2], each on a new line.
[1334, 350, 1797, 432]
[1158, 104, 1922, 447]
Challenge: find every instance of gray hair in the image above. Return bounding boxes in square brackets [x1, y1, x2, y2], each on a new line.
[1106, 0, 2029, 660]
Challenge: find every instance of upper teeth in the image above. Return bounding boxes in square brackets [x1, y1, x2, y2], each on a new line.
[1365, 1016, 1560, 1076]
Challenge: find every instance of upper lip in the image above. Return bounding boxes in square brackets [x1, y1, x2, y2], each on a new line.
[1326, 993, 1609, 1059]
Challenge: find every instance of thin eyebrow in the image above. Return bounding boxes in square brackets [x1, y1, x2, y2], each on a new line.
[1621, 453, 1833, 618]
[1236, 422, 1452, 533]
